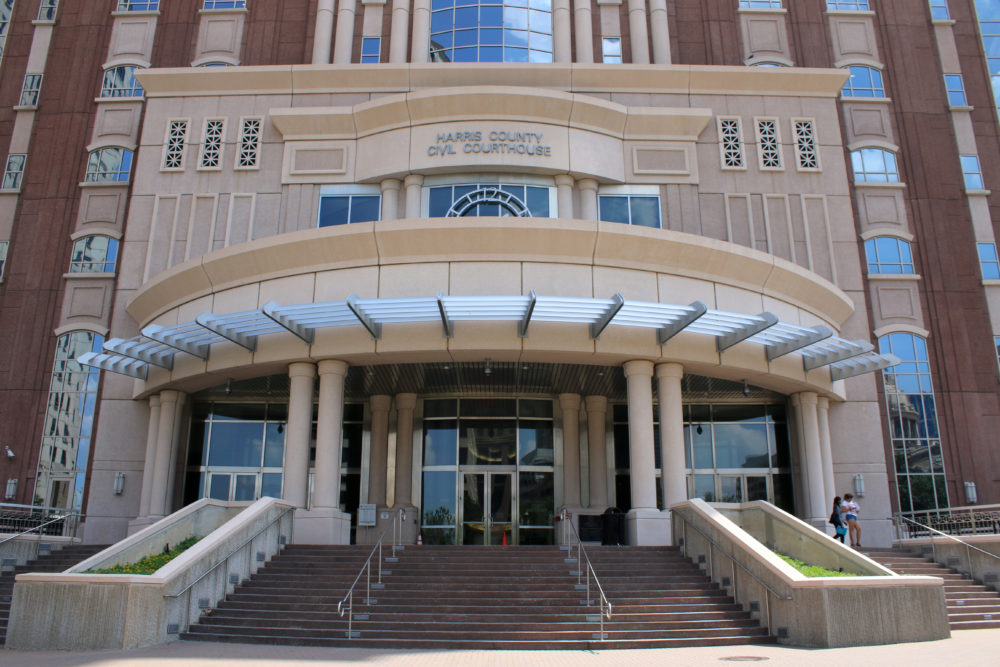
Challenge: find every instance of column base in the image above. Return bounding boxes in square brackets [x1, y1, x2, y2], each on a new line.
[292, 507, 352, 545]
[627, 508, 672, 546]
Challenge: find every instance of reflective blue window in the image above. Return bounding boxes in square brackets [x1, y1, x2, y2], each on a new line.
[361, 37, 381, 63]
[740, 1, 782, 7]
[100, 65, 144, 98]
[430, 0, 553, 63]
[945, 74, 967, 106]
[318, 194, 381, 226]
[864, 237, 914, 274]
[978, 242, 1000, 279]
[117, 1, 159, 10]
[204, 1, 246, 8]
[851, 148, 899, 182]
[429, 183, 551, 217]
[961, 155, 985, 189]
[85, 148, 133, 183]
[974, 1, 1000, 114]
[827, 1, 869, 9]
[929, 0, 950, 20]
[70, 236, 119, 273]
[879, 333, 949, 514]
[599, 195, 661, 228]
[842, 65, 884, 97]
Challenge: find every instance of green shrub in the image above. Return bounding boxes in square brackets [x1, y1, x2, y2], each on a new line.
[89, 536, 200, 575]
[776, 553, 859, 577]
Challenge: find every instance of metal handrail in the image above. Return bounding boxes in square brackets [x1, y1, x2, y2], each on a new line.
[895, 515, 1000, 584]
[560, 509, 612, 641]
[672, 509, 791, 636]
[163, 505, 293, 634]
[0, 513, 81, 548]
[895, 506, 1000, 537]
[337, 507, 406, 639]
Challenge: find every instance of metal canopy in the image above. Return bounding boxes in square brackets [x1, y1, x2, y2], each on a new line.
[79, 293, 899, 384]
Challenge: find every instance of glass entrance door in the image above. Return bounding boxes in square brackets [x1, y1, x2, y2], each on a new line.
[462, 472, 514, 545]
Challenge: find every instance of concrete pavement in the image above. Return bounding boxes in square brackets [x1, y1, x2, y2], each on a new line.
[3, 630, 1000, 667]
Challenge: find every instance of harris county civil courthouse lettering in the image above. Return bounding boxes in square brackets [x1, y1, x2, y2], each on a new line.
[1, 0, 999, 548]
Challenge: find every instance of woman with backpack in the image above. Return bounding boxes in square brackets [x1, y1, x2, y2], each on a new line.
[829, 495, 846, 543]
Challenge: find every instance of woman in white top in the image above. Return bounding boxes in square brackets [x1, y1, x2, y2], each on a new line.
[842, 493, 860, 547]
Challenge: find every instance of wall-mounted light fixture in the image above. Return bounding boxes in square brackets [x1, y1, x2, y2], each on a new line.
[3, 446, 13, 459]
[964, 481, 978, 505]
[113, 472, 126, 496]
[484, 358, 492, 376]
[224, 378, 232, 396]
[4, 478, 16, 500]
[742, 379, 751, 397]
[853, 473, 865, 498]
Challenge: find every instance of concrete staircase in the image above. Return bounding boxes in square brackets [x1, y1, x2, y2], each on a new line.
[183, 544, 773, 649]
[865, 546, 1000, 630]
[0, 543, 109, 645]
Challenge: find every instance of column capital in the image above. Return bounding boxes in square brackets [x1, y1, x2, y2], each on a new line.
[403, 173, 424, 188]
[623, 359, 654, 378]
[797, 391, 819, 407]
[371, 394, 392, 412]
[585, 395, 608, 412]
[654, 362, 684, 379]
[149, 395, 161, 408]
[159, 389, 182, 405]
[395, 393, 417, 411]
[318, 359, 349, 376]
[559, 393, 582, 411]
[817, 396, 830, 410]
[554, 173, 575, 187]
[576, 177, 598, 192]
[380, 178, 402, 193]
[289, 361, 317, 379]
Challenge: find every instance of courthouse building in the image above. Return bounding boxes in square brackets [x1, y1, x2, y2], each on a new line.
[1, 0, 999, 547]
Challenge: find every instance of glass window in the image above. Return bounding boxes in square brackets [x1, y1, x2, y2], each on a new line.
[100, 65, 144, 98]
[19, 74, 42, 107]
[864, 237, 914, 274]
[851, 148, 899, 183]
[117, 1, 159, 10]
[826, 1, 869, 9]
[2, 153, 25, 190]
[945, 74, 967, 107]
[423, 420, 458, 465]
[518, 421, 553, 465]
[37, 0, 58, 21]
[459, 419, 517, 465]
[430, 0, 553, 63]
[429, 182, 552, 218]
[0, 240, 7, 281]
[599, 194, 661, 228]
[318, 194, 381, 226]
[978, 242, 1000, 279]
[961, 154, 985, 189]
[879, 333, 949, 513]
[995, 335, 1000, 375]
[204, 1, 246, 8]
[602, 37, 622, 63]
[929, 0, 950, 20]
[361, 37, 381, 63]
[69, 236, 119, 273]
[740, 0, 782, 6]
[842, 65, 885, 97]
[85, 147, 133, 183]
[0, 0, 13, 65]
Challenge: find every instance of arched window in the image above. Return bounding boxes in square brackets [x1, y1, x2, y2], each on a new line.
[864, 237, 914, 274]
[100, 65, 144, 98]
[69, 236, 119, 273]
[428, 181, 552, 217]
[85, 147, 133, 183]
[842, 65, 884, 98]
[429, 0, 553, 63]
[878, 333, 949, 514]
[851, 148, 899, 183]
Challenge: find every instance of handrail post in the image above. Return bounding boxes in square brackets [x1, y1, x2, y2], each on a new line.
[378, 541, 383, 585]
[366, 559, 371, 604]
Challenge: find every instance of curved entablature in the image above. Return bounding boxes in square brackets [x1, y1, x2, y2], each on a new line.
[82, 293, 896, 388]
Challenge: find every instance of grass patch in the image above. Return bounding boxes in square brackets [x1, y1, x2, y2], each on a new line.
[776, 553, 859, 577]
[89, 536, 200, 575]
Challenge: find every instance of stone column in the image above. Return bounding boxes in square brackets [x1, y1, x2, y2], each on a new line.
[553, 0, 572, 63]
[313, 360, 348, 510]
[404, 173, 424, 218]
[165, 392, 187, 512]
[333, 0, 358, 64]
[627, 0, 650, 64]
[648, 0, 670, 64]
[411, 0, 431, 63]
[148, 390, 180, 518]
[817, 396, 835, 505]
[656, 362, 686, 510]
[578, 178, 598, 221]
[797, 391, 827, 524]
[393, 393, 418, 507]
[560, 394, 582, 508]
[367, 395, 392, 507]
[555, 174, 574, 219]
[585, 395, 609, 509]
[284, 362, 316, 509]
[135, 396, 161, 521]
[389, 0, 411, 63]
[624, 361, 668, 544]
[381, 178, 402, 220]
[313, 0, 335, 64]
[573, 0, 593, 63]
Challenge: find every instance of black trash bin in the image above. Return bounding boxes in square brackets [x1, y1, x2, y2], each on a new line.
[601, 507, 626, 546]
